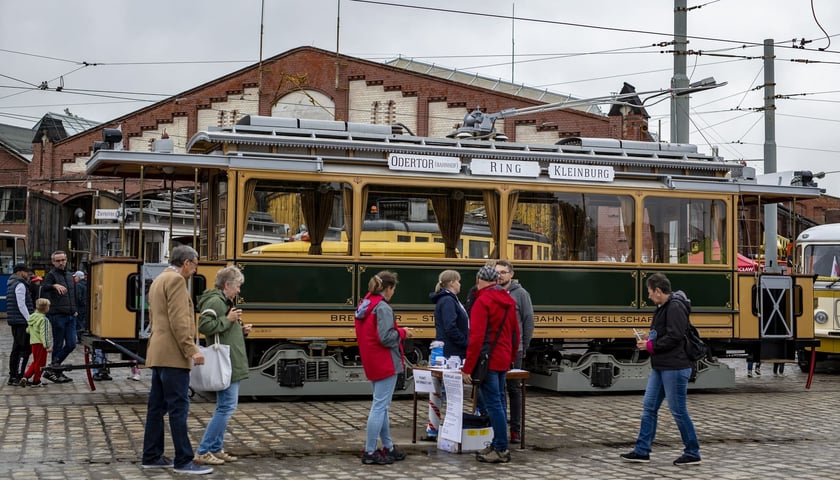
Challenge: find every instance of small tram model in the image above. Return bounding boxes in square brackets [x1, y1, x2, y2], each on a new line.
[80, 114, 822, 395]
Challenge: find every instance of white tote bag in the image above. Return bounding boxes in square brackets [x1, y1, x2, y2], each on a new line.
[189, 333, 232, 392]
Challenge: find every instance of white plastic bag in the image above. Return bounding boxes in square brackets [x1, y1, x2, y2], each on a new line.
[189, 336, 231, 392]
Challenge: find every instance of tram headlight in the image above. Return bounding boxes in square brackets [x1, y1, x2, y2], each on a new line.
[815, 310, 829, 324]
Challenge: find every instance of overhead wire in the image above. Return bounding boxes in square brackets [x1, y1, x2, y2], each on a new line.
[349, 0, 840, 55]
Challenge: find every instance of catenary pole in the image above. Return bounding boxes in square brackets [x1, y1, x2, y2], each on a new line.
[763, 39, 780, 273]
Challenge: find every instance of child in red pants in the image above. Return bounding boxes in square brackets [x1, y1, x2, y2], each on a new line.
[22, 298, 52, 387]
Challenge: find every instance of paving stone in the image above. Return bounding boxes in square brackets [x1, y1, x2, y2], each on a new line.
[2, 332, 840, 478]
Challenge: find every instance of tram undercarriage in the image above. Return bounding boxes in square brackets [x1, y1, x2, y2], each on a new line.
[241, 341, 411, 397]
[523, 340, 734, 392]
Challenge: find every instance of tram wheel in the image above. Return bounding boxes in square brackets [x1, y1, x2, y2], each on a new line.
[404, 342, 425, 365]
[258, 342, 301, 365]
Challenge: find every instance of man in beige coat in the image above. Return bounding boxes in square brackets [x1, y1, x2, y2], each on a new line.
[140, 245, 212, 474]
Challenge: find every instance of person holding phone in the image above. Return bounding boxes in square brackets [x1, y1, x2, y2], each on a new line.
[193, 266, 251, 467]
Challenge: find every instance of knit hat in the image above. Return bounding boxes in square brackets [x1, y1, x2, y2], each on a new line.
[74, 271, 85, 278]
[476, 265, 499, 282]
[13, 264, 29, 273]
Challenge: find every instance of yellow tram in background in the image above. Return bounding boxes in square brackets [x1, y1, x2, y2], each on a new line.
[81, 115, 821, 395]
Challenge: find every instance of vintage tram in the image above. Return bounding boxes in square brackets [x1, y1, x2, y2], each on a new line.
[81, 115, 821, 395]
[794, 223, 840, 371]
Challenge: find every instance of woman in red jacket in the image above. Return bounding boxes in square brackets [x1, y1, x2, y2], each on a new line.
[355, 271, 414, 465]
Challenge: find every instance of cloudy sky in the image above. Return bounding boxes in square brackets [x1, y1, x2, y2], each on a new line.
[2, 0, 839, 193]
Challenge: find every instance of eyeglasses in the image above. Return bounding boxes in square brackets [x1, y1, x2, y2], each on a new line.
[495, 270, 511, 275]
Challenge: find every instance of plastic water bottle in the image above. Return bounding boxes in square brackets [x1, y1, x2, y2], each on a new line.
[430, 341, 444, 367]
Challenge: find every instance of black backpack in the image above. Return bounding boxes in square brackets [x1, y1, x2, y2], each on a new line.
[684, 322, 708, 361]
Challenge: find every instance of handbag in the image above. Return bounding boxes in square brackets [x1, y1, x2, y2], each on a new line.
[471, 307, 509, 384]
[190, 308, 233, 391]
[189, 332, 232, 392]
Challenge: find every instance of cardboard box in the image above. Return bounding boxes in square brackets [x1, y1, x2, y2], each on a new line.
[438, 427, 495, 453]
[460, 426, 494, 452]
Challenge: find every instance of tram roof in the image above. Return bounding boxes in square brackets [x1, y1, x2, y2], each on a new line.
[797, 223, 840, 242]
[85, 116, 822, 201]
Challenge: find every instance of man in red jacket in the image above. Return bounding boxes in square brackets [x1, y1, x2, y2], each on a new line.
[461, 265, 519, 463]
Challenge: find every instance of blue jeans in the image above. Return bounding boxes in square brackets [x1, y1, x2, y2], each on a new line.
[142, 367, 194, 468]
[479, 370, 509, 452]
[49, 314, 76, 365]
[634, 367, 700, 458]
[92, 349, 108, 375]
[197, 381, 241, 454]
[365, 374, 398, 453]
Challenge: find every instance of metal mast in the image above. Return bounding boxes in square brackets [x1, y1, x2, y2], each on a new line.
[671, 0, 690, 143]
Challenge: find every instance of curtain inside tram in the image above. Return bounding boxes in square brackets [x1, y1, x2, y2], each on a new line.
[482, 190, 500, 259]
[431, 193, 466, 258]
[618, 196, 635, 262]
[241, 180, 257, 251]
[301, 187, 336, 255]
[342, 186, 353, 255]
[558, 200, 586, 261]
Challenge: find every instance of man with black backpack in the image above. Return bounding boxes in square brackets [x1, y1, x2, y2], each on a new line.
[620, 273, 702, 467]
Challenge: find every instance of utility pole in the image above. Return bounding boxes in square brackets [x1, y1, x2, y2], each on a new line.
[763, 39, 780, 273]
[671, 0, 690, 144]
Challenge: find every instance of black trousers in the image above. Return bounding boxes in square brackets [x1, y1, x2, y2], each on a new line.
[8, 324, 30, 379]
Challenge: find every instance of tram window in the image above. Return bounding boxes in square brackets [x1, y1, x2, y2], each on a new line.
[642, 197, 726, 265]
[513, 244, 533, 261]
[803, 245, 840, 276]
[0, 238, 16, 273]
[511, 191, 633, 262]
[397, 235, 410, 242]
[363, 186, 493, 259]
[469, 239, 490, 259]
[241, 179, 351, 256]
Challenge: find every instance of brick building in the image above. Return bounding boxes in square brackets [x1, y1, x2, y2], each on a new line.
[22, 46, 651, 269]
[7, 45, 834, 269]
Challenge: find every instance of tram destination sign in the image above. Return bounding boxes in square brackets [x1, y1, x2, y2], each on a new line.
[548, 163, 615, 183]
[387, 153, 461, 174]
[469, 158, 541, 178]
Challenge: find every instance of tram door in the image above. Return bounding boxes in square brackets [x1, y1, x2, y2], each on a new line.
[757, 276, 796, 361]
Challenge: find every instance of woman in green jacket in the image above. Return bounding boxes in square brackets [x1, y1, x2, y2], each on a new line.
[194, 266, 251, 466]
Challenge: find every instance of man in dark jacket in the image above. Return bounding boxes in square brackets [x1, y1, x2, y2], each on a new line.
[41, 251, 77, 383]
[620, 272, 701, 466]
[494, 260, 534, 444]
[6, 264, 33, 385]
[461, 265, 519, 464]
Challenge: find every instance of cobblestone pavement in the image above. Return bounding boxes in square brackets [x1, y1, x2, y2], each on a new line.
[2, 330, 840, 479]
